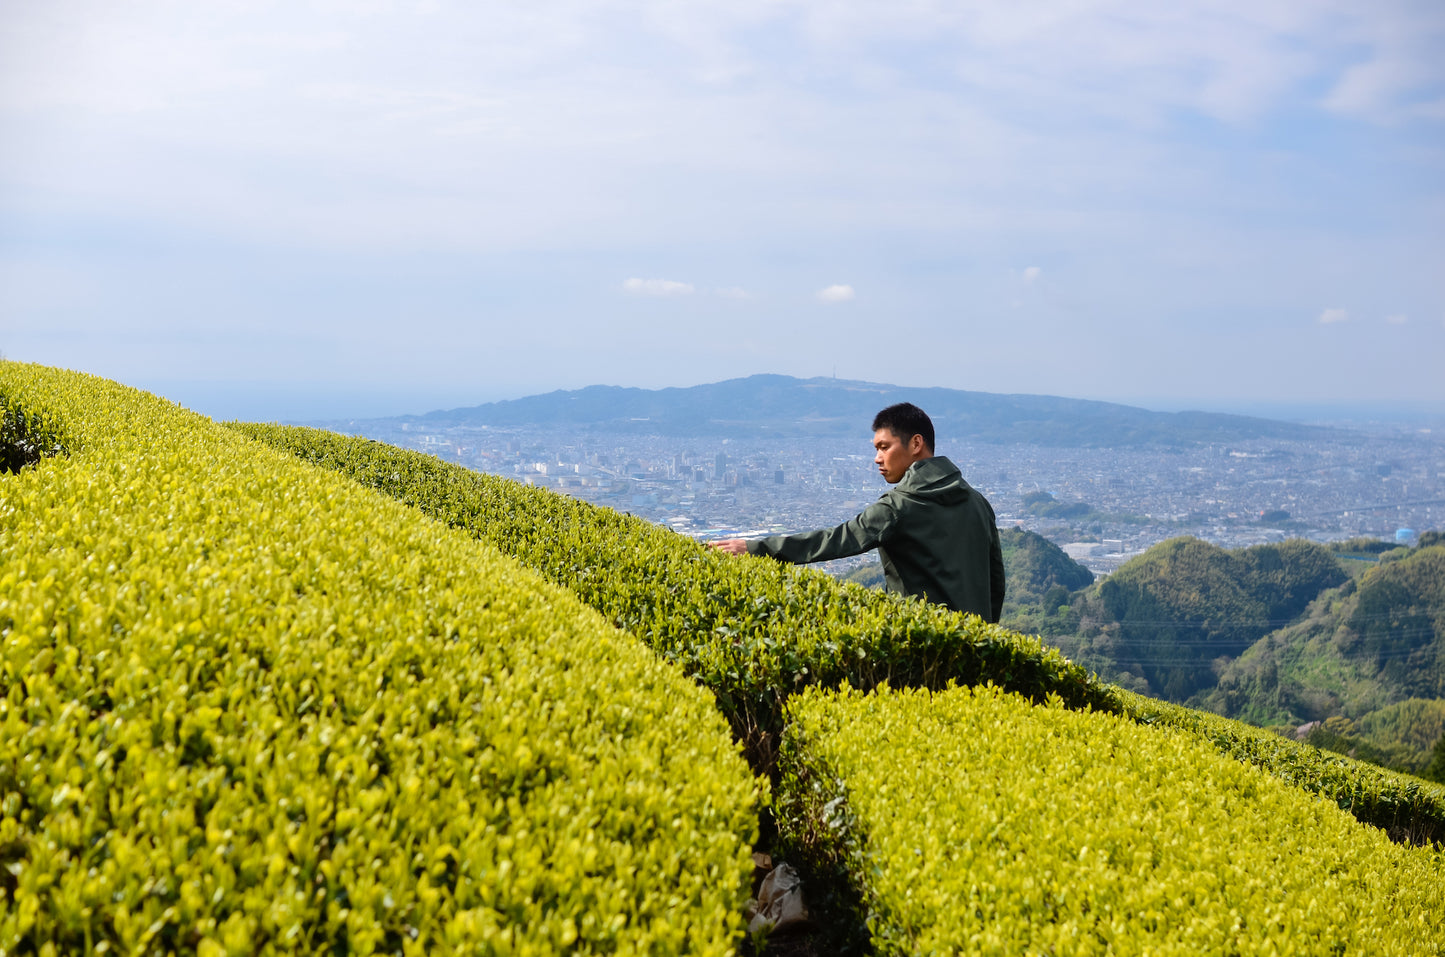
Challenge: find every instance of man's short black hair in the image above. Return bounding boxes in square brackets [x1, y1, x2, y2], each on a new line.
[872, 402, 935, 453]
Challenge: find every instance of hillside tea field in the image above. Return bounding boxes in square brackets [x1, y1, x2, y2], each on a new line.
[233, 420, 1445, 843]
[0, 363, 757, 954]
[5, 362, 1444, 955]
[224, 424, 1122, 754]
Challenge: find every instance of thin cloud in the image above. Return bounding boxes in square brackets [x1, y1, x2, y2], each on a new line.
[623, 278, 694, 297]
[712, 286, 751, 300]
[817, 284, 855, 303]
[1385, 313, 1408, 325]
[1321, 12, 1445, 125]
[1318, 307, 1349, 324]
[1022, 266, 1042, 283]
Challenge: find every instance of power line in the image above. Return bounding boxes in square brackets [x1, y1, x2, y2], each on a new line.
[1063, 637, 1442, 666]
[1066, 609, 1441, 629]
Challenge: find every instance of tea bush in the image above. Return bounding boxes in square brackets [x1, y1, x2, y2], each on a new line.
[234, 424, 1445, 844]
[778, 683, 1445, 956]
[1118, 690, 1445, 846]
[0, 362, 758, 955]
[228, 424, 1113, 770]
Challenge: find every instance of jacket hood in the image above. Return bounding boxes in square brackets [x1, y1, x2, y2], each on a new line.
[896, 456, 971, 505]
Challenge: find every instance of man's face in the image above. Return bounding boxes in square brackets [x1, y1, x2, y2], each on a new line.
[873, 428, 921, 484]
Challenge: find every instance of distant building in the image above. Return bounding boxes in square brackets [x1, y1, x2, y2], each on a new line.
[1397, 528, 1416, 543]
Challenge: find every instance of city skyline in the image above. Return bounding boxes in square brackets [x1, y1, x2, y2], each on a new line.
[355, 415, 1445, 577]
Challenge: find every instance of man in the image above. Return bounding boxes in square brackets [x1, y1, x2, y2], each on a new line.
[710, 402, 1005, 622]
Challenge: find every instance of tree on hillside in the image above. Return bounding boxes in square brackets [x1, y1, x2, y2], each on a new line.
[1021, 491, 1096, 521]
[1339, 545, 1445, 700]
[998, 527, 1093, 603]
[1195, 545, 1445, 744]
[1240, 539, 1347, 622]
[841, 563, 885, 590]
[1425, 732, 1445, 784]
[1330, 537, 1399, 557]
[1301, 701, 1445, 778]
[1072, 537, 1350, 703]
[1092, 538, 1263, 699]
[1356, 698, 1445, 764]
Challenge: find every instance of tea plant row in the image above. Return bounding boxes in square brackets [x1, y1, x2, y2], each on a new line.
[1, 363, 758, 955]
[228, 422, 1112, 771]
[778, 683, 1445, 954]
[235, 423, 1445, 841]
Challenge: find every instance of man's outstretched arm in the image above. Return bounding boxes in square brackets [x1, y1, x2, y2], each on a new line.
[707, 503, 895, 565]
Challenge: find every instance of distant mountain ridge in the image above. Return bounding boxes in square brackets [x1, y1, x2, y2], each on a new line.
[381, 374, 1333, 448]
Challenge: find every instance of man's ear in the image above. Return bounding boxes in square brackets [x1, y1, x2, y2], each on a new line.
[908, 432, 929, 458]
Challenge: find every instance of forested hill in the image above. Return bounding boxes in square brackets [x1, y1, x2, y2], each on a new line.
[1000, 528, 1095, 603]
[1064, 537, 1350, 703]
[391, 374, 1332, 447]
[1197, 541, 1445, 726]
[1045, 534, 1445, 779]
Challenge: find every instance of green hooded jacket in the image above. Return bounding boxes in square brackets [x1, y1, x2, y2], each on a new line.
[746, 456, 1005, 621]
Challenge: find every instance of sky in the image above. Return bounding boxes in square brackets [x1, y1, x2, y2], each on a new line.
[1, 0, 1442, 421]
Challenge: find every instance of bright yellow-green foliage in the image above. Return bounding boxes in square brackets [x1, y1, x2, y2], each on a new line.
[0, 362, 758, 955]
[231, 423, 1445, 843]
[778, 683, 1445, 956]
[1118, 690, 1445, 846]
[228, 423, 1114, 769]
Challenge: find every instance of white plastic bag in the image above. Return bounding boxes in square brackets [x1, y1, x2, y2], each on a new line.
[745, 862, 808, 936]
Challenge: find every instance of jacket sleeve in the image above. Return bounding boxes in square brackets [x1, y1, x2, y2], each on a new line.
[746, 500, 897, 565]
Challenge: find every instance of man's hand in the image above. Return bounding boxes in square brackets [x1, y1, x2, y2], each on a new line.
[707, 538, 749, 555]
